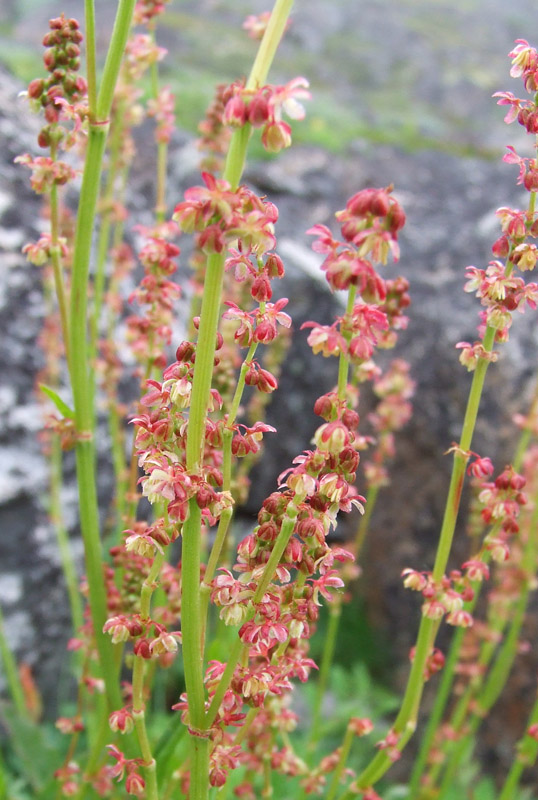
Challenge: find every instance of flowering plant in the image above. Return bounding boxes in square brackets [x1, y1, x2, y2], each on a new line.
[4, 3, 538, 800]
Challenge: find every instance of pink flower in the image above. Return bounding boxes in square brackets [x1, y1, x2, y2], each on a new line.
[269, 77, 311, 122]
[109, 708, 134, 734]
[242, 11, 272, 40]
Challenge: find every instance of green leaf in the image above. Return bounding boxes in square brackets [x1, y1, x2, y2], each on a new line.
[39, 385, 75, 419]
[0, 705, 64, 795]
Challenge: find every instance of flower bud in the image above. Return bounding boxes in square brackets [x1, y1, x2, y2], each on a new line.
[224, 95, 248, 127]
[248, 93, 270, 126]
[261, 121, 292, 153]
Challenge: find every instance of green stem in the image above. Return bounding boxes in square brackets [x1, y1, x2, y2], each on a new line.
[69, 0, 135, 713]
[70, 121, 122, 714]
[88, 103, 125, 396]
[51, 435, 84, 634]
[411, 373, 538, 794]
[326, 725, 355, 800]
[309, 602, 342, 751]
[338, 327, 497, 798]
[245, 0, 294, 91]
[205, 496, 302, 728]
[84, 0, 97, 118]
[352, 485, 379, 560]
[498, 690, 538, 800]
[96, 1, 136, 122]
[337, 285, 357, 401]
[180, 4, 294, 797]
[49, 176, 70, 368]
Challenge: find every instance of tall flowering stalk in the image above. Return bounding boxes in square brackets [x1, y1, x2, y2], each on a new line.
[338, 37, 538, 799]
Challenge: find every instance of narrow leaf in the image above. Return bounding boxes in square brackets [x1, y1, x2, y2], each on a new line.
[39, 385, 75, 419]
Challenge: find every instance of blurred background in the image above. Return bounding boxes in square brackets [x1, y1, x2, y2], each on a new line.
[1, 0, 536, 154]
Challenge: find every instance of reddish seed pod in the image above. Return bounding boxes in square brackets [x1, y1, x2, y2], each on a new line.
[313, 393, 336, 420]
[347, 189, 375, 217]
[388, 203, 406, 232]
[133, 638, 152, 659]
[248, 93, 270, 126]
[37, 129, 51, 148]
[223, 95, 248, 127]
[265, 252, 285, 278]
[244, 364, 258, 386]
[251, 274, 272, 302]
[495, 468, 515, 490]
[27, 78, 44, 99]
[43, 48, 57, 70]
[342, 408, 360, 430]
[175, 341, 196, 362]
[502, 294, 518, 311]
[339, 446, 360, 474]
[370, 189, 390, 216]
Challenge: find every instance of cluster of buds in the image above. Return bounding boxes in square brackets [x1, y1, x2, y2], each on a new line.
[457, 39, 538, 368]
[476, 464, 527, 537]
[173, 172, 278, 256]
[106, 530, 182, 624]
[462, 260, 538, 340]
[133, 347, 237, 525]
[494, 40, 538, 132]
[25, 14, 87, 149]
[106, 745, 146, 797]
[308, 185, 406, 290]
[402, 566, 475, 629]
[103, 612, 181, 661]
[222, 76, 311, 153]
[147, 85, 176, 144]
[303, 187, 408, 367]
[133, 0, 172, 26]
[126, 227, 181, 373]
[182, 393, 364, 763]
[197, 83, 233, 172]
[403, 462, 526, 629]
[364, 358, 415, 489]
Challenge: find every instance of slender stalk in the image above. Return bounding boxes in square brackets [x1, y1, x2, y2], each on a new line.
[84, 0, 97, 118]
[48, 160, 70, 367]
[69, 0, 136, 712]
[308, 601, 342, 751]
[205, 496, 302, 728]
[411, 372, 538, 793]
[131, 552, 165, 800]
[50, 435, 84, 634]
[337, 285, 357, 401]
[326, 724, 356, 800]
[95, 1, 136, 123]
[88, 99, 126, 395]
[337, 325, 497, 798]
[352, 485, 379, 560]
[70, 121, 122, 713]
[180, 5, 294, 798]
[436, 498, 538, 797]
[498, 691, 538, 800]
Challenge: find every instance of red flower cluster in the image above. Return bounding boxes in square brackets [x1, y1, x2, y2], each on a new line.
[222, 77, 310, 153]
